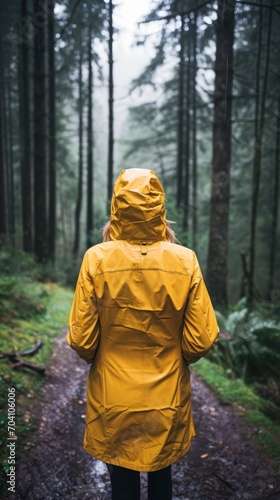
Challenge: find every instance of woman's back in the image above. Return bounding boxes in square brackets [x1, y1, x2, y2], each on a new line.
[67, 169, 219, 474]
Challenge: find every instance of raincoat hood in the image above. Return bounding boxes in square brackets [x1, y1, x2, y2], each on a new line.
[110, 168, 167, 242]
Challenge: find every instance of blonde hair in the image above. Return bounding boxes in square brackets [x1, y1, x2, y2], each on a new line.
[102, 220, 176, 243]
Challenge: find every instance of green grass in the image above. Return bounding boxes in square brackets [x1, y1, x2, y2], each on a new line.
[0, 281, 73, 493]
[193, 358, 280, 470]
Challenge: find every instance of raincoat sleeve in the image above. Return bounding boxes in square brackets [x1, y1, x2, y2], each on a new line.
[67, 251, 100, 364]
[181, 253, 219, 364]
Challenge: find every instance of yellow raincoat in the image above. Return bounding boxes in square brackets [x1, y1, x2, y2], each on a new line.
[67, 168, 219, 472]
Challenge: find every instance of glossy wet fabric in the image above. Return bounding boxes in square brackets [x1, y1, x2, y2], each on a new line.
[67, 169, 219, 472]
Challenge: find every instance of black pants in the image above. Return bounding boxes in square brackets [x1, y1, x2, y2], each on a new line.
[107, 464, 172, 500]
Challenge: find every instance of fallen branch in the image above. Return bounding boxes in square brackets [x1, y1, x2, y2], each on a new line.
[12, 360, 45, 374]
[0, 340, 45, 374]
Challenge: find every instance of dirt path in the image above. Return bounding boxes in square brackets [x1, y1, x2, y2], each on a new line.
[3, 330, 280, 500]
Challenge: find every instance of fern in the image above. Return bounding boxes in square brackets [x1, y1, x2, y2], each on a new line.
[211, 302, 280, 386]
[226, 308, 248, 334]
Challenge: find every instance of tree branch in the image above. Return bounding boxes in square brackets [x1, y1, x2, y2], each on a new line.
[236, 0, 280, 10]
[141, 1, 212, 23]
[141, 0, 280, 23]
[57, 0, 83, 41]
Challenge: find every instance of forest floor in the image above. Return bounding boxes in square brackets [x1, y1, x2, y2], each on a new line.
[3, 328, 280, 500]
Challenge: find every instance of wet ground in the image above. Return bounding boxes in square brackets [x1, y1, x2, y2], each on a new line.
[3, 331, 280, 499]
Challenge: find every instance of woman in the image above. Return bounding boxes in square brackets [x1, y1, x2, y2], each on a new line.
[67, 168, 219, 500]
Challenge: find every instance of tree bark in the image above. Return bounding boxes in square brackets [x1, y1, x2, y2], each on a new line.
[20, 0, 33, 252]
[183, 22, 191, 231]
[2, 52, 11, 239]
[107, 0, 114, 212]
[206, 0, 235, 308]
[268, 94, 280, 293]
[73, 30, 84, 257]
[7, 65, 15, 237]
[248, 0, 274, 304]
[48, 0, 56, 261]
[176, 14, 185, 209]
[87, 26, 94, 248]
[0, 20, 8, 237]
[33, 0, 48, 262]
[192, 12, 198, 250]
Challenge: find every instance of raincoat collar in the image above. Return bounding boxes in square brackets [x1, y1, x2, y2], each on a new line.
[110, 169, 167, 242]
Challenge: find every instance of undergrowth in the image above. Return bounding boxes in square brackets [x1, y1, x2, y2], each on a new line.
[0, 277, 73, 494]
[194, 298, 280, 469]
[193, 359, 280, 470]
[209, 299, 280, 413]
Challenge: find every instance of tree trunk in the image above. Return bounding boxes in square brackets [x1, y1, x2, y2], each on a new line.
[248, 0, 274, 304]
[7, 65, 15, 237]
[1, 34, 11, 239]
[268, 94, 280, 293]
[48, 0, 56, 261]
[58, 169, 67, 258]
[0, 21, 8, 237]
[183, 22, 191, 232]
[86, 26, 94, 249]
[0, 103, 7, 237]
[33, 0, 48, 262]
[20, 0, 32, 252]
[73, 31, 83, 257]
[176, 14, 185, 209]
[192, 11, 198, 250]
[206, 0, 235, 308]
[107, 0, 114, 211]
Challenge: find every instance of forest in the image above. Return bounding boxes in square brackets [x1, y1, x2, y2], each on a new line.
[1, 0, 280, 377]
[0, 0, 280, 334]
[0, 0, 279, 307]
[0, 0, 280, 495]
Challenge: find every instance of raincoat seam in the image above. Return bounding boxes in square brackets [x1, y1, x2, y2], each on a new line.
[87, 254, 103, 278]
[174, 253, 194, 277]
[94, 268, 190, 276]
[196, 295, 212, 339]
